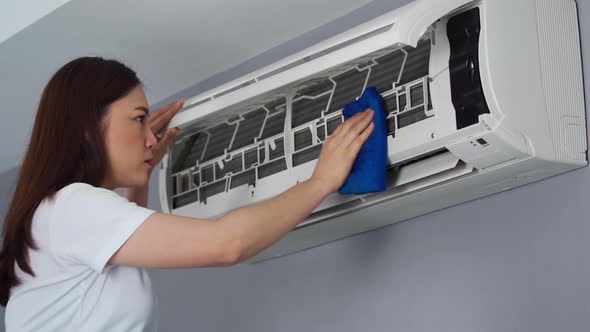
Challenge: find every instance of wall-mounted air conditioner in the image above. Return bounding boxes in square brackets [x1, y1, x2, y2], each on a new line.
[160, 0, 587, 262]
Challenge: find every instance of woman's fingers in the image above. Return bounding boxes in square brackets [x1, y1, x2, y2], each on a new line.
[330, 109, 370, 140]
[149, 99, 183, 122]
[329, 109, 374, 149]
[340, 109, 374, 148]
[348, 122, 375, 158]
[156, 127, 179, 149]
[149, 100, 184, 133]
[309, 108, 376, 194]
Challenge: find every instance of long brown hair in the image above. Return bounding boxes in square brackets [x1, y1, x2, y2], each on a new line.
[0, 57, 141, 306]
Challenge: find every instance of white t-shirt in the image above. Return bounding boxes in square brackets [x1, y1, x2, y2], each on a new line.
[5, 182, 159, 332]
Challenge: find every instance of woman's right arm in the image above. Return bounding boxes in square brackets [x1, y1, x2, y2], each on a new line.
[109, 109, 375, 268]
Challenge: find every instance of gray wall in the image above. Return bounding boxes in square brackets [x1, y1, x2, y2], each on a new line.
[0, 169, 18, 332]
[3, 0, 590, 331]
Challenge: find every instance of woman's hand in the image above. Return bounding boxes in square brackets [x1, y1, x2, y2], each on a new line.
[311, 109, 375, 195]
[148, 99, 184, 168]
[123, 99, 183, 206]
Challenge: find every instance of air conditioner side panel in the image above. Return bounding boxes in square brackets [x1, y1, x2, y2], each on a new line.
[479, 0, 587, 165]
[535, 0, 587, 163]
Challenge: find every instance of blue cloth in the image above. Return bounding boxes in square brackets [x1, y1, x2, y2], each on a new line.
[338, 86, 388, 195]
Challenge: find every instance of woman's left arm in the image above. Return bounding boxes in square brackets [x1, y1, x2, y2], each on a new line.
[123, 99, 183, 207]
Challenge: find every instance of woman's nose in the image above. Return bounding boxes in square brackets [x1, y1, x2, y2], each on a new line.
[145, 127, 158, 149]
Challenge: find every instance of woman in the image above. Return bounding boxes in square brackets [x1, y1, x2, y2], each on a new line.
[0, 57, 374, 331]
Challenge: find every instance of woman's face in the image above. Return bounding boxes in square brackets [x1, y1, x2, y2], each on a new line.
[101, 85, 157, 189]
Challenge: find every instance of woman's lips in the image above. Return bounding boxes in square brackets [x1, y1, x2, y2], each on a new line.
[144, 159, 152, 166]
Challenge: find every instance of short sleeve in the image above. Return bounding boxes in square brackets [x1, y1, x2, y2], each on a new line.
[49, 183, 156, 273]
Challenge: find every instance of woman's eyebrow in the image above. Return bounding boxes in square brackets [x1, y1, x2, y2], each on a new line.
[134, 106, 150, 114]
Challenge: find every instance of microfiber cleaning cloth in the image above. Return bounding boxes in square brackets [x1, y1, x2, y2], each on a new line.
[338, 86, 388, 195]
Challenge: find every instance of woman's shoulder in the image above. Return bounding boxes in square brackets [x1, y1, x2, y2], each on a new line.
[57, 182, 108, 196]
[41, 182, 122, 214]
[54, 182, 118, 200]
[43, 182, 154, 232]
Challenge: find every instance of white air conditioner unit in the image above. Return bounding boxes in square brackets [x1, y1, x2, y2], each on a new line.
[159, 0, 587, 262]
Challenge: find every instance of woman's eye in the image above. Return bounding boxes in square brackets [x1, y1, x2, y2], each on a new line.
[135, 115, 146, 123]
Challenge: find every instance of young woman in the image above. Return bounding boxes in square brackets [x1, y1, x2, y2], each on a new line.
[0, 57, 374, 331]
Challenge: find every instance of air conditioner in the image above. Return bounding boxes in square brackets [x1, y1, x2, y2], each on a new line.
[159, 0, 587, 262]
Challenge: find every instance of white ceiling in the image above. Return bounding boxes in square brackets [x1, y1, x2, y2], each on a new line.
[0, 0, 374, 174]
